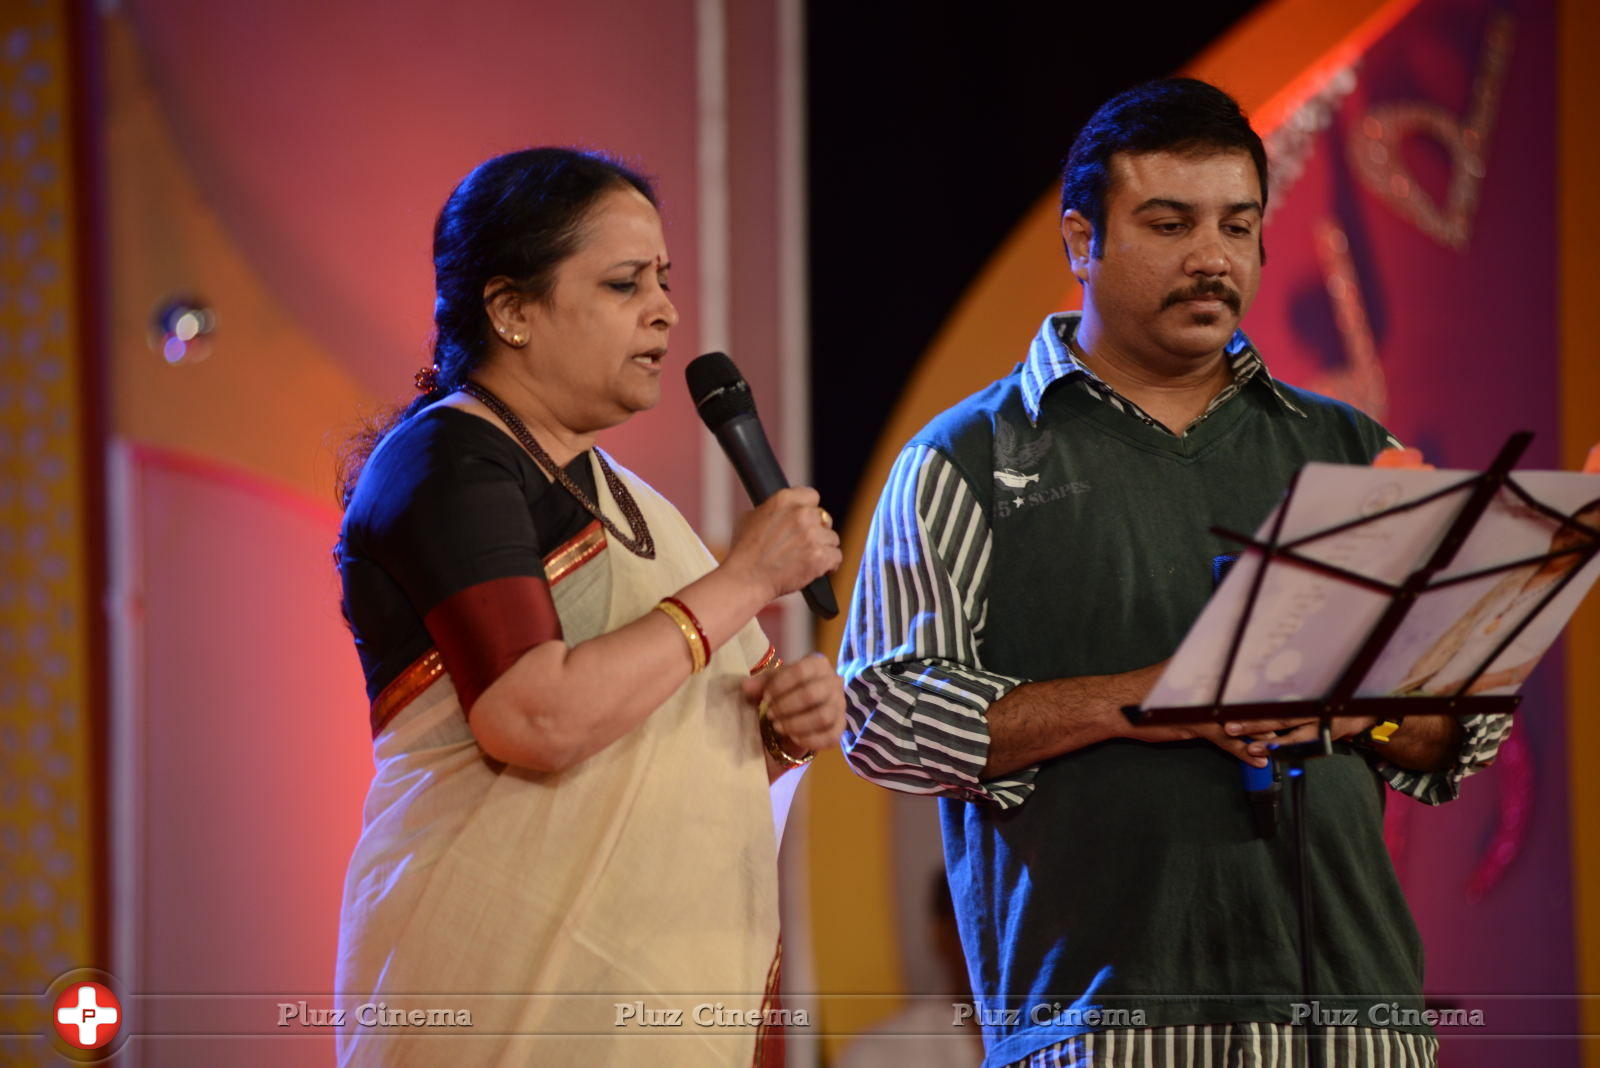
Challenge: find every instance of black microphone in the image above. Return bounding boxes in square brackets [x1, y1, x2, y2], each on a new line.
[685, 352, 839, 619]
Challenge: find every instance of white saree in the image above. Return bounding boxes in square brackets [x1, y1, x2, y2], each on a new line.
[334, 452, 783, 1066]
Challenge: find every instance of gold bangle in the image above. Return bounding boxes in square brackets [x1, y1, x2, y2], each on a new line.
[758, 696, 814, 768]
[654, 600, 707, 673]
[661, 596, 709, 656]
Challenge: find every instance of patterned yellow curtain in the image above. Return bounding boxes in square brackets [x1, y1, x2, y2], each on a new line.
[0, 1, 99, 1062]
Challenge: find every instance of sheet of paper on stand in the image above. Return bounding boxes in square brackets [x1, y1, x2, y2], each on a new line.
[1147, 464, 1600, 709]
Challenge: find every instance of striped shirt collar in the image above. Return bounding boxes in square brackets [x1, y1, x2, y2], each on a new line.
[1020, 311, 1307, 428]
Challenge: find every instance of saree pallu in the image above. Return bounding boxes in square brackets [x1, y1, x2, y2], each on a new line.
[334, 452, 781, 1066]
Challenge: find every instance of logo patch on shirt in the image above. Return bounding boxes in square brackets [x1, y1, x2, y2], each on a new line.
[992, 424, 1089, 514]
[993, 423, 1052, 499]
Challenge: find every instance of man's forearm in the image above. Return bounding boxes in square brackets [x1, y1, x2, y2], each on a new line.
[980, 665, 1161, 778]
[1370, 713, 1465, 773]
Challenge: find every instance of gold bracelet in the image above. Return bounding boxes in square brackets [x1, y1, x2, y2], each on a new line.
[758, 696, 814, 768]
[661, 596, 709, 656]
[654, 599, 708, 673]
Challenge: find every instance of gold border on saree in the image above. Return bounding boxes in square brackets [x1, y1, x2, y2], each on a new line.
[544, 520, 606, 586]
[369, 648, 444, 736]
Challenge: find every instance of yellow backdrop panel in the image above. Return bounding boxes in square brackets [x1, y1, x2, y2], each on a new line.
[0, 2, 97, 1062]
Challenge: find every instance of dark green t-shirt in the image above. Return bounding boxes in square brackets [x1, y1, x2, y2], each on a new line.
[916, 371, 1423, 1067]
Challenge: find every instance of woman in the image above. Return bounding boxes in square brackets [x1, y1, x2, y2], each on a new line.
[333, 148, 845, 1066]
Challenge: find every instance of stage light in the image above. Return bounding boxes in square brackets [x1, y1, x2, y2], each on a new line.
[148, 295, 216, 366]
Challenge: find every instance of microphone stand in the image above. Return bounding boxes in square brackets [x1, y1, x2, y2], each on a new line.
[1126, 432, 1598, 1068]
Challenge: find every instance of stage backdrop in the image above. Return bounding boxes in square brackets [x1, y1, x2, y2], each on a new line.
[809, 0, 1600, 1064]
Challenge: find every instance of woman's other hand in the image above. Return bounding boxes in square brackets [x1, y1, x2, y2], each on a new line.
[742, 653, 847, 755]
[724, 487, 842, 603]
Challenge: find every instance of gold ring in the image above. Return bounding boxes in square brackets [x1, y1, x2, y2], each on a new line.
[818, 507, 832, 528]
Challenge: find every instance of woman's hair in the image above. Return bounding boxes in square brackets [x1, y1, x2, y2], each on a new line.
[336, 148, 657, 508]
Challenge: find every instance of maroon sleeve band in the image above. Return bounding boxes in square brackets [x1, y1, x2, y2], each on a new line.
[424, 575, 563, 714]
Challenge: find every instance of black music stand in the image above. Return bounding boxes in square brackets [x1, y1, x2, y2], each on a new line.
[1124, 431, 1600, 1068]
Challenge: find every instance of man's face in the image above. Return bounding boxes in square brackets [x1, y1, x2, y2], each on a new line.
[1066, 149, 1264, 370]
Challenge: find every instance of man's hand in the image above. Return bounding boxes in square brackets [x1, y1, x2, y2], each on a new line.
[1219, 713, 1465, 773]
[1124, 718, 1291, 768]
[1108, 664, 1289, 768]
[1221, 714, 1379, 753]
[1203, 713, 1382, 764]
[984, 661, 1298, 776]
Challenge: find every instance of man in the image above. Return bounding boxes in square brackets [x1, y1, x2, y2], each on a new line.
[838, 79, 1509, 1068]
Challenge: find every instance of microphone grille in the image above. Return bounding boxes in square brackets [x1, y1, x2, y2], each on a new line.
[685, 351, 757, 428]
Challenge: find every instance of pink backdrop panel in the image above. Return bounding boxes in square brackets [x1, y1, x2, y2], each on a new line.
[1242, 0, 1570, 1059]
[120, 0, 706, 509]
[119, 445, 371, 1066]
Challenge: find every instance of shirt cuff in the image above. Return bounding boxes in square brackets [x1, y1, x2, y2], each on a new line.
[841, 659, 1035, 809]
[1375, 711, 1513, 805]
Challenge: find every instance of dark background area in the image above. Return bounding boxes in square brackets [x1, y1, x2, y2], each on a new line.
[806, 3, 1265, 518]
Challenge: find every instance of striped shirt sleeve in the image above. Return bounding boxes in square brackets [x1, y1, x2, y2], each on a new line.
[838, 444, 1035, 808]
[1375, 711, 1512, 804]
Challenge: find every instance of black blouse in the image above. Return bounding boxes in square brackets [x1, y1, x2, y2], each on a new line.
[338, 405, 598, 706]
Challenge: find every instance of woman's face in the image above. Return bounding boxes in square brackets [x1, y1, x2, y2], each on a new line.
[519, 186, 679, 431]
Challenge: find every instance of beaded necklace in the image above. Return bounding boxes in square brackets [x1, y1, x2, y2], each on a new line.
[461, 381, 655, 560]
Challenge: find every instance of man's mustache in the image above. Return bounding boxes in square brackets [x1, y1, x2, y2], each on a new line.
[1162, 280, 1241, 314]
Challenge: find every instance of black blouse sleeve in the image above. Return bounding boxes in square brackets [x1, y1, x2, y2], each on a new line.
[341, 407, 568, 711]
[357, 410, 550, 610]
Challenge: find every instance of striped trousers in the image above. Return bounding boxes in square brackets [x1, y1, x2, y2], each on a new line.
[1006, 1024, 1438, 1067]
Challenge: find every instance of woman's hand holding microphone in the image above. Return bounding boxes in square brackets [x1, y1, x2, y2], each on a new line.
[723, 487, 847, 760]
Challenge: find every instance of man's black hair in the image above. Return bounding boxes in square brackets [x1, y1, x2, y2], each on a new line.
[1060, 78, 1268, 258]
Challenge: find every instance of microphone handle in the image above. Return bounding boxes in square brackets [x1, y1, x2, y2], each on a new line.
[1242, 757, 1280, 838]
[719, 417, 789, 502]
[1216, 550, 1274, 835]
[715, 416, 840, 619]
